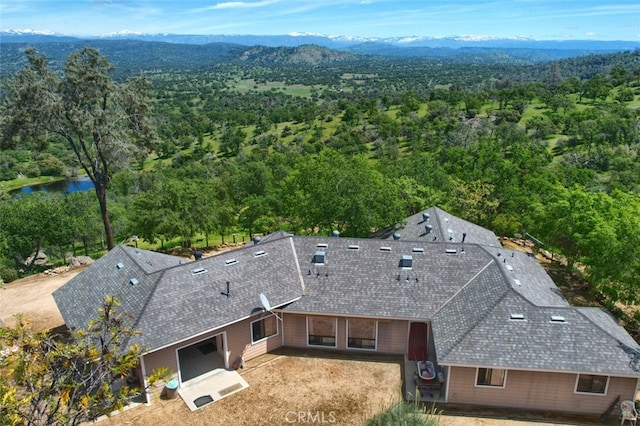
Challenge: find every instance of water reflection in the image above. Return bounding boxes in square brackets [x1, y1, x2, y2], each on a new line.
[15, 177, 95, 194]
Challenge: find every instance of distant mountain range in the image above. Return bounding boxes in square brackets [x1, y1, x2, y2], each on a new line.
[2, 29, 638, 53]
[1, 30, 638, 79]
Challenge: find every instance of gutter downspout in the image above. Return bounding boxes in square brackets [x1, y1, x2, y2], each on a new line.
[139, 355, 152, 405]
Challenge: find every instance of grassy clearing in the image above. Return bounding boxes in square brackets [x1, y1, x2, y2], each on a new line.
[229, 79, 319, 97]
[1, 176, 67, 192]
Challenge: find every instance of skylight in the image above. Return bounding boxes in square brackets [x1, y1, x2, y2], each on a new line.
[550, 315, 566, 323]
[225, 259, 238, 266]
[254, 250, 266, 257]
[317, 243, 328, 248]
[445, 248, 457, 254]
[399, 255, 413, 269]
[412, 247, 424, 253]
[312, 251, 325, 265]
[510, 313, 525, 320]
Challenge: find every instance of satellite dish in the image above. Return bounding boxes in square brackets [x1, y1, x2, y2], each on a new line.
[259, 293, 271, 311]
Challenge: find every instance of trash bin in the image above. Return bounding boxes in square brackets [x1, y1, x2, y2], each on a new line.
[165, 379, 179, 399]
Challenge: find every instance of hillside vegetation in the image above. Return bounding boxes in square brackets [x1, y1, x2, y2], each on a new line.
[0, 44, 639, 330]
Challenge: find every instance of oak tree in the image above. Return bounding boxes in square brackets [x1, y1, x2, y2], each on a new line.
[1, 47, 157, 250]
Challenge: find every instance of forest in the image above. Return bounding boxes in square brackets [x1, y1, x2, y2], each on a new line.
[0, 43, 639, 317]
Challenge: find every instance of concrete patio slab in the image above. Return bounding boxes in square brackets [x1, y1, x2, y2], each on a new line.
[177, 368, 249, 411]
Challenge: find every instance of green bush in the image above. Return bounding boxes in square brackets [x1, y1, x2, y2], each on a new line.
[0, 265, 19, 284]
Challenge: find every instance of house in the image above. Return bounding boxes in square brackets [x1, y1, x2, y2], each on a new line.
[53, 206, 640, 416]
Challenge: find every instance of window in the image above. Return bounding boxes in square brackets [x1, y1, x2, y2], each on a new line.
[347, 319, 377, 350]
[476, 368, 506, 387]
[307, 316, 336, 347]
[251, 315, 278, 343]
[576, 374, 608, 394]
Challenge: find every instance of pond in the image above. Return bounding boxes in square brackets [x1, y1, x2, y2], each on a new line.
[14, 177, 95, 194]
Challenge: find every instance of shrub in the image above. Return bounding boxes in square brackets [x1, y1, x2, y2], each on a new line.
[365, 401, 440, 426]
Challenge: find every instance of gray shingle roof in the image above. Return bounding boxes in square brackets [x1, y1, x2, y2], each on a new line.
[438, 292, 640, 377]
[52, 245, 168, 338]
[388, 206, 501, 248]
[52, 208, 639, 378]
[54, 239, 304, 351]
[285, 236, 493, 319]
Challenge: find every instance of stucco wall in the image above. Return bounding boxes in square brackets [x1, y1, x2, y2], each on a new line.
[142, 314, 283, 384]
[447, 366, 638, 415]
[282, 313, 408, 354]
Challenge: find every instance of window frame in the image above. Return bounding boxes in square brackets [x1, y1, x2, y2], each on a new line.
[346, 319, 378, 351]
[250, 314, 278, 344]
[574, 374, 609, 395]
[475, 367, 507, 388]
[306, 316, 337, 347]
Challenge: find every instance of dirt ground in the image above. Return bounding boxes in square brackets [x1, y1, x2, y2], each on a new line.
[0, 259, 630, 426]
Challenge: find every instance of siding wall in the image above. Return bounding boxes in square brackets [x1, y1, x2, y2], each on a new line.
[447, 366, 638, 415]
[143, 315, 283, 383]
[282, 313, 408, 354]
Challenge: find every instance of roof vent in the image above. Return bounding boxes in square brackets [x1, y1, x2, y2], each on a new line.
[317, 243, 328, 248]
[312, 251, 326, 265]
[221, 280, 230, 298]
[254, 250, 266, 257]
[445, 248, 457, 254]
[514, 279, 522, 286]
[129, 278, 139, 286]
[380, 246, 392, 252]
[192, 267, 207, 275]
[399, 255, 413, 269]
[425, 224, 433, 234]
[253, 237, 261, 245]
[348, 244, 359, 250]
[550, 315, 566, 323]
[412, 247, 424, 253]
[194, 251, 203, 261]
[225, 258, 238, 266]
[510, 313, 525, 321]
[116, 262, 125, 270]
[422, 212, 430, 222]
[332, 230, 340, 238]
[392, 233, 401, 240]
[505, 264, 514, 272]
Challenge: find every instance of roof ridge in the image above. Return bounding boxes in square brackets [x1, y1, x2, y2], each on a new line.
[434, 260, 510, 359]
[433, 258, 496, 318]
[126, 269, 166, 347]
[574, 306, 640, 349]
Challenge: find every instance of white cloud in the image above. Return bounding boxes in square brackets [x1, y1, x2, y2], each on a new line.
[207, 0, 278, 10]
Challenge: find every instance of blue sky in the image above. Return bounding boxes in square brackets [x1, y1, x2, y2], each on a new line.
[1, 0, 639, 40]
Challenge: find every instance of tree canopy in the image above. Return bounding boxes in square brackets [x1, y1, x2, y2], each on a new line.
[1, 47, 157, 250]
[0, 297, 167, 426]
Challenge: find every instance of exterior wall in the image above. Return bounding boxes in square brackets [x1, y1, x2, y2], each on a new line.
[447, 366, 638, 415]
[227, 314, 283, 362]
[142, 314, 283, 383]
[282, 313, 408, 355]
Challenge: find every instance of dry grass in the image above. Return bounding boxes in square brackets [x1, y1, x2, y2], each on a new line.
[100, 349, 404, 425]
